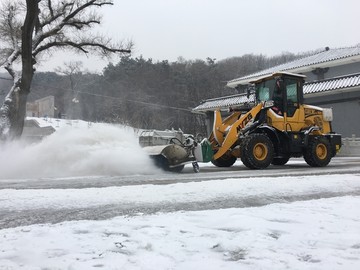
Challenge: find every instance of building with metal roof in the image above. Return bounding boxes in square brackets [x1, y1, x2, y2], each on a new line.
[227, 46, 360, 87]
[193, 46, 360, 138]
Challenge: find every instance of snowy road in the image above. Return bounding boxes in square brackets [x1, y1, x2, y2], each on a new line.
[1, 156, 360, 190]
[0, 124, 360, 270]
[1, 157, 360, 229]
[1, 161, 360, 270]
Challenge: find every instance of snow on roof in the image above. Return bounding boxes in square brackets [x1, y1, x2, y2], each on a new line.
[193, 73, 360, 112]
[227, 46, 360, 88]
[26, 117, 96, 130]
[193, 93, 255, 112]
[305, 73, 360, 95]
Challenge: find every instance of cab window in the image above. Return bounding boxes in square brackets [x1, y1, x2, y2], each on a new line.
[285, 79, 298, 102]
[256, 79, 276, 103]
[284, 78, 299, 117]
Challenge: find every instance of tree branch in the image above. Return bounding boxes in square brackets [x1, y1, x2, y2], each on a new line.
[3, 48, 21, 80]
[62, 19, 100, 29]
[47, 0, 54, 18]
[34, 40, 131, 56]
[63, 0, 112, 23]
[34, 1, 113, 52]
[38, 1, 71, 28]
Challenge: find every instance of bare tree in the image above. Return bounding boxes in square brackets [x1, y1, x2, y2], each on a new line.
[55, 61, 83, 118]
[0, 0, 131, 140]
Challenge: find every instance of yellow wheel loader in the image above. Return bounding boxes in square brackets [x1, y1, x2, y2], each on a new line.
[210, 72, 342, 169]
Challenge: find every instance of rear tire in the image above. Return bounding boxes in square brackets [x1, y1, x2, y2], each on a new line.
[240, 133, 274, 169]
[211, 154, 237, 167]
[271, 156, 290, 166]
[303, 137, 332, 167]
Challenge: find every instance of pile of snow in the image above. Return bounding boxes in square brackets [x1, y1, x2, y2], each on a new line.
[2, 174, 360, 212]
[0, 122, 157, 179]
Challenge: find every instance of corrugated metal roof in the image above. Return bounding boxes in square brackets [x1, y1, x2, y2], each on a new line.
[193, 73, 360, 112]
[304, 73, 360, 94]
[227, 46, 360, 87]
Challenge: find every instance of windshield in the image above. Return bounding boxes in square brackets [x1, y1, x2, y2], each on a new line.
[255, 79, 276, 103]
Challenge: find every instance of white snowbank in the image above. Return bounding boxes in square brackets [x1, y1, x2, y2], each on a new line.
[0, 196, 359, 270]
[26, 117, 93, 130]
[1, 174, 360, 211]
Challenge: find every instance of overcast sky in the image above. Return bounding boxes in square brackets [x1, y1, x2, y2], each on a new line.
[37, 0, 360, 73]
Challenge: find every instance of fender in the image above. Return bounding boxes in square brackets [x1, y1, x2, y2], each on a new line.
[252, 125, 281, 149]
[301, 126, 320, 146]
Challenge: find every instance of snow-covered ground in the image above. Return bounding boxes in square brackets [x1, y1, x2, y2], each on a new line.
[1, 120, 360, 269]
[1, 173, 360, 270]
[0, 194, 359, 270]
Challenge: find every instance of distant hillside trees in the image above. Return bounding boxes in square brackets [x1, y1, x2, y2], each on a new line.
[28, 51, 304, 135]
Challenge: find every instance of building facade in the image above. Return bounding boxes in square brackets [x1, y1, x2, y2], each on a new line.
[26, 96, 56, 118]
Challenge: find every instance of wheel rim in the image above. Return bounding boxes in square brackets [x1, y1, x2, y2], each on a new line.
[253, 143, 268, 161]
[316, 143, 327, 160]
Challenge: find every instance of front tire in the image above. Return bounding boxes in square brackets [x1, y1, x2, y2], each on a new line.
[211, 154, 237, 167]
[240, 133, 274, 169]
[303, 137, 332, 167]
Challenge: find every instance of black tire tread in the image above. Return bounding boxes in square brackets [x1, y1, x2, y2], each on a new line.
[303, 137, 332, 167]
[271, 156, 290, 166]
[211, 154, 237, 167]
[240, 133, 274, 169]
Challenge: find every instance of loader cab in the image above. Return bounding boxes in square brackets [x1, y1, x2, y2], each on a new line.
[252, 72, 305, 114]
[251, 72, 306, 131]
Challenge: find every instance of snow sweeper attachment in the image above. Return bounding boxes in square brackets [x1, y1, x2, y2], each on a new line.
[139, 129, 213, 172]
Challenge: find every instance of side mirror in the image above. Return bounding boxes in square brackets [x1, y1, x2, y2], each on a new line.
[263, 100, 274, 108]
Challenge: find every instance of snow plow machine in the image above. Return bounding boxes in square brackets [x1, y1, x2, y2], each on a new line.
[139, 129, 213, 172]
[209, 72, 342, 169]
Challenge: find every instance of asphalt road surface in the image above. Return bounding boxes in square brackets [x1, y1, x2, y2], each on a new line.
[2, 157, 360, 190]
[1, 157, 360, 229]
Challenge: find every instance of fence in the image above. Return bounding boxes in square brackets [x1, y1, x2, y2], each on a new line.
[340, 136, 360, 157]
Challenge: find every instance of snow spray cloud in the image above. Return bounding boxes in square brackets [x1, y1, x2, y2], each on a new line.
[0, 124, 158, 179]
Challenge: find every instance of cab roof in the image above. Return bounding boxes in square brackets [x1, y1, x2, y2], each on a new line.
[249, 72, 307, 84]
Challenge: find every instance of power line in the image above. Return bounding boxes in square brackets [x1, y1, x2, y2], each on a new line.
[0, 76, 12, 81]
[0, 75, 195, 113]
[77, 90, 192, 113]
[30, 82, 194, 113]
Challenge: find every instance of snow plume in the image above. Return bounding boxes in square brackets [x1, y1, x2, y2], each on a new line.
[0, 124, 157, 179]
